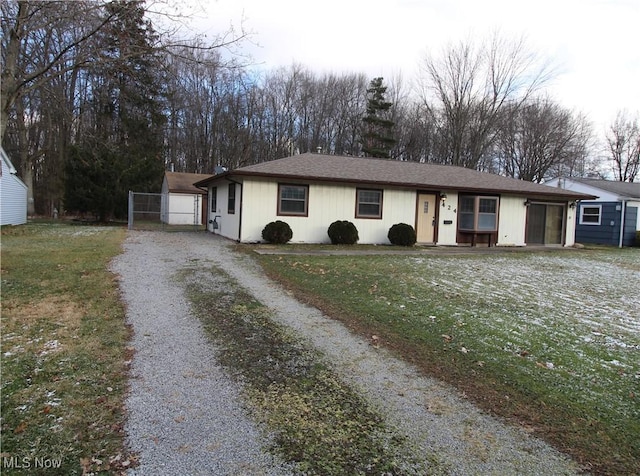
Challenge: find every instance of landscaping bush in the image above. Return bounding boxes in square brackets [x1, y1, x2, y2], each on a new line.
[262, 220, 293, 244]
[388, 223, 417, 246]
[327, 220, 359, 245]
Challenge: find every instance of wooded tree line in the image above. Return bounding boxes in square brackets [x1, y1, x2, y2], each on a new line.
[2, 1, 638, 220]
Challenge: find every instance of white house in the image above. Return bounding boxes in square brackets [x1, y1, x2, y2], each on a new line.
[545, 177, 640, 247]
[195, 153, 595, 246]
[160, 172, 211, 226]
[0, 147, 28, 226]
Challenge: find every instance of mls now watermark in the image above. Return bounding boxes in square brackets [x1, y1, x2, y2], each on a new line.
[3, 455, 63, 470]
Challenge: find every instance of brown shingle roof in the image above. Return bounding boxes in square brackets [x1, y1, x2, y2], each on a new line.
[165, 172, 212, 194]
[198, 154, 595, 199]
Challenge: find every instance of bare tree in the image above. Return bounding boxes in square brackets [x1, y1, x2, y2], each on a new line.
[606, 111, 639, 182]
[417, 32, 554, 169]
[1, 0, 249, 214]
[496, 97, 593, 182]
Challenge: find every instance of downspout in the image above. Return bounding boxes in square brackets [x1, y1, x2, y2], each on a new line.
[618, 200, 627, 248]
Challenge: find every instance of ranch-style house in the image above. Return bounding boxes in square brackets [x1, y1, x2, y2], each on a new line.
[194, 153, 595, 247]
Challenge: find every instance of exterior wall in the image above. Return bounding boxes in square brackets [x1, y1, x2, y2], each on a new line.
[575, 201, 632, 246]
[0, 156, 28, 226]
[239, 180, 417, 244]
[204, 178, 573, 247]
[565, 202, 577, 247]
[629, 201, 640, 231]
[496, 196, 527, 246]
[167, 193, 204, 225]
[623, 205, 638, 246]
[437, 192, 458, 245]
[161, 193, 204, 225]
[206, 182, 241, 239]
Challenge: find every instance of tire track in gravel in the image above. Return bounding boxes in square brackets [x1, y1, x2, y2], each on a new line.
[114, 231, 584, 475]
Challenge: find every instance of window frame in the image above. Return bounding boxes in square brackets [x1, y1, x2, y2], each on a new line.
[355, 188, 383, 219]
[227, 183, 236, 214]
[277, 183, 309, 217]
[457, 195, 499, 232]
[579, 204, 601, 225]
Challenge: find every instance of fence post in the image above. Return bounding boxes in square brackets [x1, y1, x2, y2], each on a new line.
[128, 190, 133, 230]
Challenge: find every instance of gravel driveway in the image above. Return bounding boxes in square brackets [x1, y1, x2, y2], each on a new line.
[112, 231, 583, 475]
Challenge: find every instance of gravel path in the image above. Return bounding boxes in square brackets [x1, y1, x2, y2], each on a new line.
[112, 231, 584, 475]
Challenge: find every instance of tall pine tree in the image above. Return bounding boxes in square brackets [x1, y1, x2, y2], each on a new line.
[65, 0, 166, 221]
[361, 77, 395, 158]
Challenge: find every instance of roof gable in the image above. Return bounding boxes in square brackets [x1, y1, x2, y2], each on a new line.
[1, 146, 18, 175]
[202, 153, 594, 199]
[164, 172, 212, 194]
[570, 178, 640, 200]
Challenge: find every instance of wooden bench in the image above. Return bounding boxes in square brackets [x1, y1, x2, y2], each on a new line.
[460, 231, 495, 247]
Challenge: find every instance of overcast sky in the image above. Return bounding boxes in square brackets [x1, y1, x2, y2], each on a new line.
[190, 0, 639, 135]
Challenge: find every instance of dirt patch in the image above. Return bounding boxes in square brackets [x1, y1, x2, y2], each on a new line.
[3, 295, 84, 328]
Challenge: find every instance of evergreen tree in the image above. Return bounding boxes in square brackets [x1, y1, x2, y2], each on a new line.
[64, 0, 166, 221]
[361, 77, 396, 158]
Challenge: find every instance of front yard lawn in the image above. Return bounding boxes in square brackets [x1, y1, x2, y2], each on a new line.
[1, 223, 131, 475]
[256, 247, 640, 475]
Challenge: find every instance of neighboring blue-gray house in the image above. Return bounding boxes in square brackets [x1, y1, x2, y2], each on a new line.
[546, 177, 640, 247]
[0, 147, 28, 226]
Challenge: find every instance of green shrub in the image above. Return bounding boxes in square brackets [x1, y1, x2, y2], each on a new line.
[327, 220, 359, 245]
[388, 223, 417, 246]
[262, 220, 293, 244]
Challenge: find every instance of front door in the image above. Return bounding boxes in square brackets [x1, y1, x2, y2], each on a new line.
[416, 193, 436, 243]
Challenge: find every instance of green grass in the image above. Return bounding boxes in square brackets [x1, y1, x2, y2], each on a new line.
[1, 222, 132, 475]
[255, 248, 640, 475]
[181, 266, 439, 475]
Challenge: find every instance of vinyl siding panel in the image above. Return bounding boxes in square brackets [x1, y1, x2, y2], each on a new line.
[497, 196, 527, 246]
[240, 180, 416, 244]
[623, 206, 638, 246]
[0, 158, 28, 226]
[576, 202, 621, 246]
[437, 192, 458, 245]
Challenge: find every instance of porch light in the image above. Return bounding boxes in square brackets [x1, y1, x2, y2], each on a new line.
[569, 201, 576, 209]
[441, 193, 447, 207]
[524, 199, 531, 207]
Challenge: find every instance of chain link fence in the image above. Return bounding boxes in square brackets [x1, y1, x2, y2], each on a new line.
[128, 191, 205, 231]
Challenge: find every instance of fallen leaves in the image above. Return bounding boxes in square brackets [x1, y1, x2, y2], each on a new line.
[370, 335, 380, 348]
[14, 421, 27, 434]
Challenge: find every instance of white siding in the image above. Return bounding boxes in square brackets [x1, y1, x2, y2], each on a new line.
[497, 196, 527, 246]
[240, 180, 417, 244]
[437, 192, 458, 245]
[206, 182, 241, 239]
[0, 151, 28, 226]
[564, 202, 577, 246]
[164, 193, 203, 225]
[205, 177, 576, 247]
[545, 178, 617, 201]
